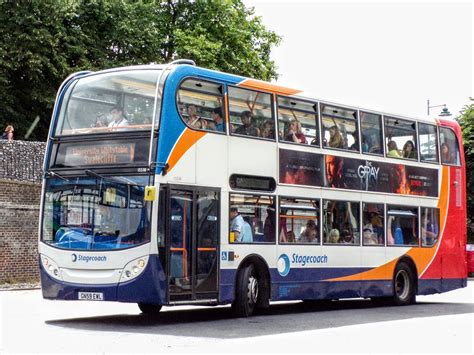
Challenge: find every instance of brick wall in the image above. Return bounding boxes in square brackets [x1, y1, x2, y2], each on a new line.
[0, 140, 46, 283]
[0, 179, 42, 283]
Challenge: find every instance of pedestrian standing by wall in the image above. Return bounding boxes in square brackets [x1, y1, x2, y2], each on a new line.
[2, 125, 14, 142]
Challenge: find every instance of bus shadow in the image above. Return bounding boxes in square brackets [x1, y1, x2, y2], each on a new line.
[45, 299, 474, 339]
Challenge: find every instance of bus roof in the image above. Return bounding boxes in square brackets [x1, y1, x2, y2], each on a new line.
[77, 62, 455, 126]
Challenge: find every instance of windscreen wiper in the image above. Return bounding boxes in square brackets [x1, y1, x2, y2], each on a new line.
[85, 169, 133, 186]
[45, 171, 70, 182]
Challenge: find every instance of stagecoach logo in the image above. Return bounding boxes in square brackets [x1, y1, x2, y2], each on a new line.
[278, 253, 329, 277]
[358, 161, 379, 185]
[71, 253, 107, 263]
[277, 254, 291, 277]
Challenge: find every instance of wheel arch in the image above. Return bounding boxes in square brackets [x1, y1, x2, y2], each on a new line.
[395, 255, 419, 294]
[235, 254, 272, 308]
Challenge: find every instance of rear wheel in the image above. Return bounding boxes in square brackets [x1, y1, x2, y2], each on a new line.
[138, 303, 162, 314]
[233, 265, 259, 317]
[392, 262, 416, 306]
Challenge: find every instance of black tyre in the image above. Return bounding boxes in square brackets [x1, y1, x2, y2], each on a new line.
[233, 264, 259, 317]
[138, 303, 162, 314]
[392, 262, 416, 306]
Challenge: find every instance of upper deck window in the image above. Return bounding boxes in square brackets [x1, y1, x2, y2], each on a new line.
[177, 79, 225, 132]
[277, 97, 319, 146]
[439, 127, 461, 166]
[228, 86, 275, 140]
[321, 105, 359, 151]
[418, 123, 439, 163]
[55, 70, 160, 136]
[384, 116, 418, 160]
[360, 112, 383, 155]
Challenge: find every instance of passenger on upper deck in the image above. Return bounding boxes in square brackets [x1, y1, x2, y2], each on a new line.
[387, 141, 401, 158]
[328, 125, 343, 148]
[234, 111, 259, 137]
[285, 119, 307, 144]
[210, 107, 225, 132]
[402, 140, 417, 159]
[260, 120, 275, 139]
[185, 104, 207, 130]
[440, 142, 453, 164]
[108, 106, 129, 128]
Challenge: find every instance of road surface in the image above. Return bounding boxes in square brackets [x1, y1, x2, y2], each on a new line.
[1, 281, 473, 353]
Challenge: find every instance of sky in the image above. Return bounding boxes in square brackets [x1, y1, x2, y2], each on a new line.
[243, 0, 473, 120]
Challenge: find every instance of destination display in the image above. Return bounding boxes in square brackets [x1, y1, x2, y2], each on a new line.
[51, 139, 150, 168]
[279, 149, 438, 197]
[230, 174, 276, 192]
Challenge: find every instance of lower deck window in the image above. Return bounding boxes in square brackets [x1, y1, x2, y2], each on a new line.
[279, 198, 320, 244]
[323, 200, 360, 245]
[229, 194, 275, 243]
[362, 203, 385, 246]
[421, 207, 439, 247]
[387, 206, 418, 246]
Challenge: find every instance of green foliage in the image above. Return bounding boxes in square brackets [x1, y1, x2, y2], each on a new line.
[0, 0, 280, 141]
[456, 98, 474, 242]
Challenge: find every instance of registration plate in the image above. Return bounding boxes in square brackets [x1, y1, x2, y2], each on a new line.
[78, 292, 104, 301]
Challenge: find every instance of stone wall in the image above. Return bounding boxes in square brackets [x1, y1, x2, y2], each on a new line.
[0, 140, 45, 283]
[0, 140, 46, 183]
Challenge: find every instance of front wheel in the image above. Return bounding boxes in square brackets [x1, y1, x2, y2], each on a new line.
[138, 303, 162, 315]
[233, 265, 259, 317]
[392, 262, 416, 306]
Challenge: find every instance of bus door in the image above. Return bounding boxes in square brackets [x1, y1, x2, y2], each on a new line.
[166, 186, 220, 302]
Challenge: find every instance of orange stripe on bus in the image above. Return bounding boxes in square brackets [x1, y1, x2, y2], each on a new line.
[324, 166, 449, 282]
[167, 128, 206, 173]
[238, 79, 302, 96]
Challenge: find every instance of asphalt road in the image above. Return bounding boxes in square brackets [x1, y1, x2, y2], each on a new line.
[1, 281, 473, 353]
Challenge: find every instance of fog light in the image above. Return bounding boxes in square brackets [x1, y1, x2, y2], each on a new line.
[125, 270, 132, 278]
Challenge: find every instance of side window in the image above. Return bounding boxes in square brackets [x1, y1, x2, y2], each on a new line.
[177, 79, 225, 133]
[360, 112, 383, 155]
[384, 116, 417, 160]
[229, 194, 275, 243]
[387, 206, 418, 246]
[228, 86, 274, 140]
[323, 200, 360, 245]
[279, 197, 320, 244]
[421, 207, 439, 247]
[277, 97, 319, 146]
[321, 105, 359, 151]
[362, 203, 384, 246]
[439, 127, 461, 166]
[418, 123, 439, 163]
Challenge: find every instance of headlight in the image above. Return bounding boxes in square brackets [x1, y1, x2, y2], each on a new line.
[119, 256, 149, 283]
[41, 255, 62, 281]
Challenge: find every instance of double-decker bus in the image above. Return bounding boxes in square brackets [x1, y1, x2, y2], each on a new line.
[39, 60, 467, 317]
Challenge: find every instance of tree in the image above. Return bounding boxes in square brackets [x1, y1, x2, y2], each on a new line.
[0, 0, 281, 141]
[457, 98, 474, 243]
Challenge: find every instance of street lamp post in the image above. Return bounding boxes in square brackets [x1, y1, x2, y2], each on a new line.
[427, 99, 452, 116]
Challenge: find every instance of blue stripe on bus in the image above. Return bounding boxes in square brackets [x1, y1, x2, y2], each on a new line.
[40, 254, 167, 304]
[220, 268, 468, 302]
[156, 65, 244, 175]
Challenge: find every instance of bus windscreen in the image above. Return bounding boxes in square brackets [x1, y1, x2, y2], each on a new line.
[41, 175, 151, 250]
